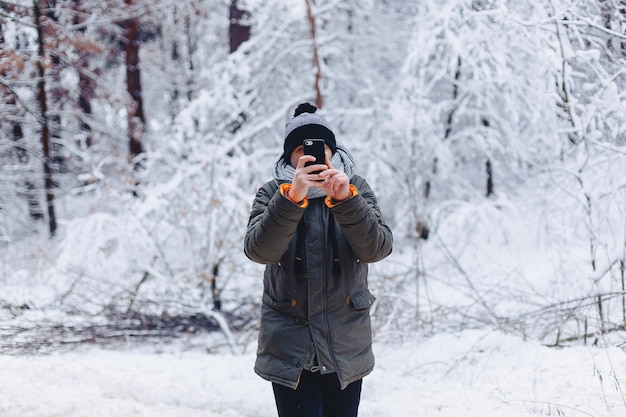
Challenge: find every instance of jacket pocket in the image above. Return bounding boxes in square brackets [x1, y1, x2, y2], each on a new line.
[262, 292, 295, 311]
[348, 289, 376, 311]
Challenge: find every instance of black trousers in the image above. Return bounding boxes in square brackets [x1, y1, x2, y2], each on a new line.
[272, 371, 362, 417]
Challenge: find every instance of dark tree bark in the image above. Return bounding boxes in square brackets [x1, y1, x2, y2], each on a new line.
[34, 0, 57, 237]
[424, 56, 462, 201]
[486, 159, 494, 197]
[598, 0, 625, 53]
[444, 56, 462, 141]
[229, 0, 250, 53]
[42, 0, 67, 177]
[77, 69, 95, 147]
[73, 0, 96, 147]
[124, 0, 145, 164]
[1, 10, 44, 221]
[482, 118, 495, 197]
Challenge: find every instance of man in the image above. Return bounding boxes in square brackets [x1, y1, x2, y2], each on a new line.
[244, 103, 393, 417]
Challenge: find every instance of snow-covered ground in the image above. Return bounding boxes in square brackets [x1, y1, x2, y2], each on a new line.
[1, 330, 624, 417]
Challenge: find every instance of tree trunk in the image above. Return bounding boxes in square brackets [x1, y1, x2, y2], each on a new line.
[124, 0, 145, 164]
[34, 0, 57, 237]
[486, 159, 494, 197]
[39, 0, 67, 177]
[77, 69, 95, 147]
[1, 12, 43, 221]
[305, 0, 323, 109]
[444, 56, 462, 141]
[553, 12, 578, 145]
[425, 56, 461, 200]
[73, 0, 95, 147]
[229, 0, 250, 53]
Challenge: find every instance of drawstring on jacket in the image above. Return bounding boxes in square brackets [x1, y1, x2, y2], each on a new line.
[328, 215, 341, 275]
[295, 220, 307, 275]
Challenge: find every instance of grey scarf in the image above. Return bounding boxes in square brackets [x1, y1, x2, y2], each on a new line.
[273, 144, 356, 200]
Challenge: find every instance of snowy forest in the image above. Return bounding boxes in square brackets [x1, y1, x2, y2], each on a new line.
[1, 0, 626, 359]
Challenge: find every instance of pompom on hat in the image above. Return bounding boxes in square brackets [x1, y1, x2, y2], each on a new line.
[282, 103, 336, 160]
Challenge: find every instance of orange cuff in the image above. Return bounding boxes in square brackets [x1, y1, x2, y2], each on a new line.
[280, 183, 308, 208]
[325, 184, 359, 208]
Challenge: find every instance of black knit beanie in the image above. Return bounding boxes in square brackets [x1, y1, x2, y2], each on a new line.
[282, 103, 336, 160]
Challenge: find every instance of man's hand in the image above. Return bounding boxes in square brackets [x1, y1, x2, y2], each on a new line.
[288, 155, 327, 203]
[317, 156, 350, 202]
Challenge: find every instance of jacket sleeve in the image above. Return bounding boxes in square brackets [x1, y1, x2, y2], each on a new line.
[244, 182, 305, 264]
[329, 175, 393, 263]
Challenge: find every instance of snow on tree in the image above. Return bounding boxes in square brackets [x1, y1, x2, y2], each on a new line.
[0, 0, 625, 351]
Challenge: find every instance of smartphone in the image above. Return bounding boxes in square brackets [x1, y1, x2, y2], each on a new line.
[303, 139, 326, 173]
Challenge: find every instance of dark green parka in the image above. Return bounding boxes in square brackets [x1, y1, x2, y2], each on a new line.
[244, 174, 393, 390]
